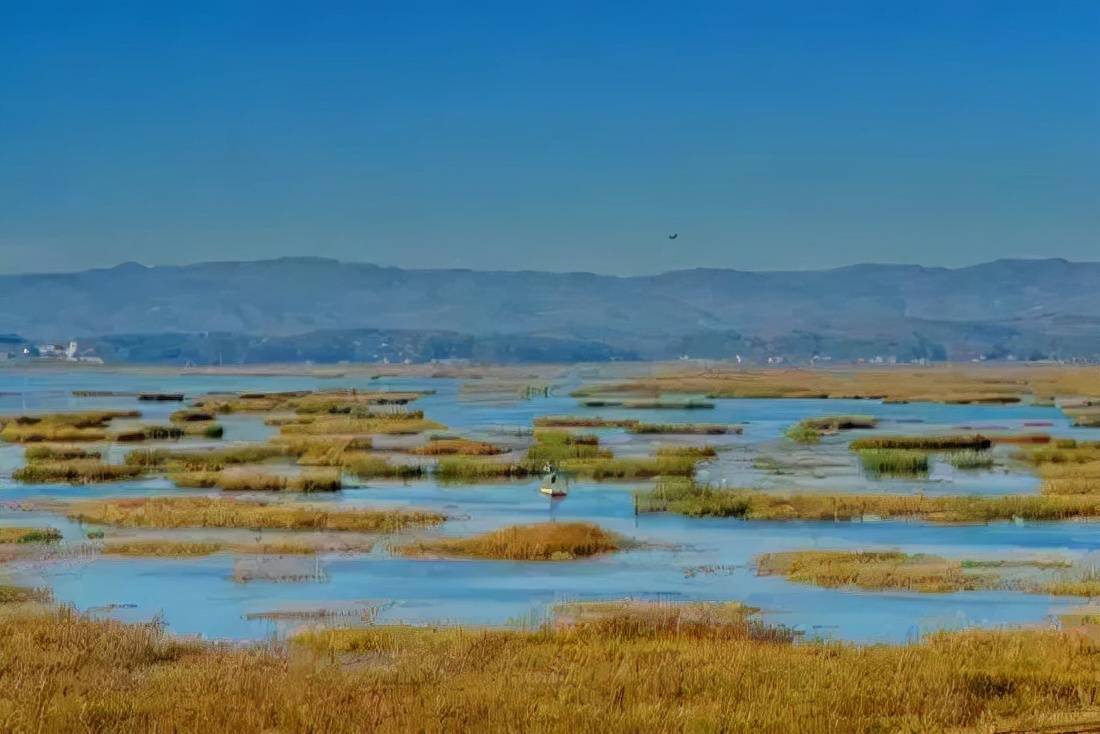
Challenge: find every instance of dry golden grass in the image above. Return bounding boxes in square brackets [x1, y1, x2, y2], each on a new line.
[560, 456, 697, 479]
[756, 550, 995, 593]
[278, 415, 444, 436]
[12, 460, 145, 484]
[4, 603, 1100, 732]
[574, 365, 1100, 403]
[636, 480, 1100, 522]
[0, 410, 140, 442]
[408, 438, 504, 456]
[209, 468, 343, 493]
[124, 445, 288, 470]
[344, 456, 424, 479]
[23, 445, 101, 462]
[432, 458, 533, 481]
[1040, 462, 1100, 495]
[0, 527, 61, 544]
[396, 522, 621, 561]
[66, 497, 445, 533]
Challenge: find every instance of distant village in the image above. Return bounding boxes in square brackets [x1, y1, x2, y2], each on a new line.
[0, 339, 104, 364]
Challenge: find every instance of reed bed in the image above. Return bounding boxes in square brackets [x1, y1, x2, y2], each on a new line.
[12, 460, 145, 484]
[408, 438, 504, 456]
[627, 423, 738, 435]
[635, 480, 1100, 522]
[655, 445, 717, 458]
[397, 522, 621, 561]
[1018, 445, 1100, 465]
[755, 550, 994, 593]
[573, 366, 1059, 403]
[850, 434, 991, 451]
[124, 445, 288, 470]
[66, 497, 445, 532]
[0, 584, 51, 603]
[433, 458, 533, 481]
[857, 449, 930, 475]
[1038, 462, 1100, 495]
[216, 469, 344, 493]
[533, 416, 640, 428]
[112, 423, 224, 442]
[4, 601, 1099, 732]
[948, 450, 995, 470]
[344, 456, 424, 480]
[0, 526, 61, 543]
[525, 430, 611, 464]
[278, 416, 444, 436]
[23, 445, 101, 462]
[560, 456, 697, 479]
[799, 415, 879, 431]
[785, 423, 822, 444]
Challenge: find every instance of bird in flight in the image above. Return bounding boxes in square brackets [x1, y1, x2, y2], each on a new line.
[668, 233, 678, 240]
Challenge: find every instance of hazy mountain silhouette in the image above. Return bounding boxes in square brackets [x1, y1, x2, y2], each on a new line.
[3, 257, 1098, 363]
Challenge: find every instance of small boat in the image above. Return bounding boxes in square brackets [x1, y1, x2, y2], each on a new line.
[539, 470, 567, 497]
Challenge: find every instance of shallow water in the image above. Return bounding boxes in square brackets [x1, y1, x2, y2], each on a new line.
[2, 366, 1098, 644]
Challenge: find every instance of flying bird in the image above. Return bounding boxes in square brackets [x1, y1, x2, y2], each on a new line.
[668, 233, 678, 240]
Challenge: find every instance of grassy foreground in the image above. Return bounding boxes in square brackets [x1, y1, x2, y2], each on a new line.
[2, 603, 1100, 732]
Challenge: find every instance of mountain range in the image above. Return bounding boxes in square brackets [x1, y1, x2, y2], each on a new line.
[2, 257, 1099, 364]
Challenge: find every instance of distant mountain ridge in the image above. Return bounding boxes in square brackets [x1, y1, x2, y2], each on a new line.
[3, 257, 1099, 363]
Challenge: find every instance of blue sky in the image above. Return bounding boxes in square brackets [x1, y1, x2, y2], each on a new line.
[1, 1, 1097, 274]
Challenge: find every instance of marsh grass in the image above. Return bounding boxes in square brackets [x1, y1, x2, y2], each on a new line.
[1038, 462, 1100, 496]
[948, 450, 995, 470]
[0, 527, 62, 543]
[799, 415, 878, 431]
[433, 458, 533, 481]
[397, 522, 621, 561]
[560, 456, 697, 479]
[124, 445, 288, 470]
[344, 456, 424, 480]
[635, 479, 1100, 522]
[785, 424, 821, 444]
[572, 366, 1066, 403]
[655, 445, 717, 458]
[755, 550, 995, 593]
[66, 497, 445, 532]
[533, 416, 639, 428]
[5, 603, 1100, 731]
[627, 423, 738, 435]
[12, 460, 145, 484]
[23, 445, 101, 462]
[857, 449, 930, 476]
[850, 434, 991, 451]
[213, 469, 344, 492]
[278, 416, 444, 436]
[0, 584, 51, 603]
[525, 430, 611, 464]
[409, 438, 504, 456]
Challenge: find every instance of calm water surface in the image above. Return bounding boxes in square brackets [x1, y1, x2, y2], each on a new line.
[2, 367, 1098, 643]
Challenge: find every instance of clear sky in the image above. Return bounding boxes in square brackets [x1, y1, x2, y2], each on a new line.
[2, 1, 1097, 275]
